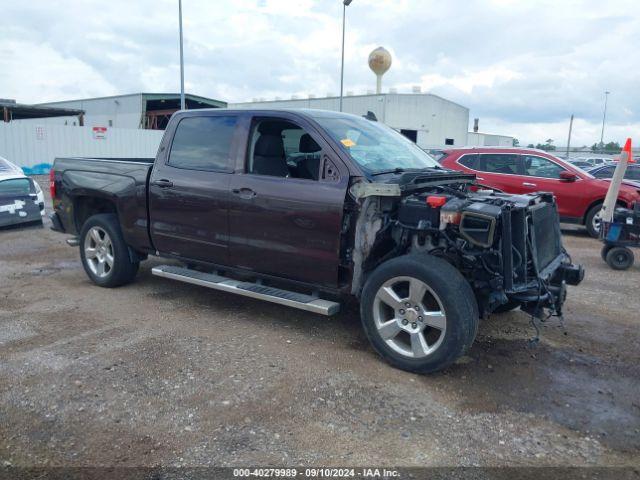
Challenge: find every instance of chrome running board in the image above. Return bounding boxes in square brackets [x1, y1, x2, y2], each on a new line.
[151, 265, 340, 316]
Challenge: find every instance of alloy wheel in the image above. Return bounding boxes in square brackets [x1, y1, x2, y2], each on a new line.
[84, 226, 114, 278]
[373, 276, 447, 358]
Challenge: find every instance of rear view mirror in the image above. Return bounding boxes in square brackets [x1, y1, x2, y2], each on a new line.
[559, 171, 577, 182]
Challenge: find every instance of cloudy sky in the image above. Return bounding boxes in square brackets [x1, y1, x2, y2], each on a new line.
[1, 0, 638, 146]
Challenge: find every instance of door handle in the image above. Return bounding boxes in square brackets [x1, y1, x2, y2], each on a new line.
[476, 176, 485, 181]
[522, 182, 537, 187]
[232, 188, 257, 199]
[151, 179, 174, 188]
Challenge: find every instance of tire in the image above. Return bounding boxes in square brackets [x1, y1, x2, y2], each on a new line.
[492, 300, 521, 314]
[79, 213, 139, 287]
[585, 204, 603, 238]
[601, 244, 614, 262]
[360, 254, 479, 374]
[605, 247, 634, 270]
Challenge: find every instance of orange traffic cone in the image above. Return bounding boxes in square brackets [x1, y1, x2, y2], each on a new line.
[622, 138, 635, 163]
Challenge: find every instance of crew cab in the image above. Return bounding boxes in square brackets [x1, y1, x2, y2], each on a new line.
[49, 109, 583, 373]
[439, 147, 640, 237]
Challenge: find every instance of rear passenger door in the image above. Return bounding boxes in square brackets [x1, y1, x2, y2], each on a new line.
[475, 153, 526, 193]
[227, 114, 349, 287]
[149, 113, 241, 264]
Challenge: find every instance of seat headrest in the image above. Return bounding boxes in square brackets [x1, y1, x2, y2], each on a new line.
[254, 134, 284, 157]
[299, 134, 321, 153]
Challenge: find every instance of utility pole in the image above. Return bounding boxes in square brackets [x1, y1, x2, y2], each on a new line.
[179, 0, 186, 110]
[339, 0, 353, 112]
[566, 114, 574, 159]
[599, 91, 610, 152]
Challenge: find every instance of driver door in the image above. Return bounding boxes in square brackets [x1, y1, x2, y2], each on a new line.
[227, 115, 349, 287]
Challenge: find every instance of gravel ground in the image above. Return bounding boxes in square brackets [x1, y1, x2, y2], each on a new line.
[0, 177, 639, 469]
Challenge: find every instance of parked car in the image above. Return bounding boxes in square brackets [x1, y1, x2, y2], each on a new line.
[439, 147, 640, 237]
[587, 164, 640, 187]
[566, 159, 595, 170]
[48, 110, 583, 373]
[0, 156, 45, 228]
[579, 157, 613, 166]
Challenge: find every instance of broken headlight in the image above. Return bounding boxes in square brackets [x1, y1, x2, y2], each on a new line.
[459, 202, 502, 247]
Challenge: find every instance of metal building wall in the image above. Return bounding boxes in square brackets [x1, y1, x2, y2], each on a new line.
[34, 94, 144, 129]
[0, 122, 162, 174]
[467, 132, 514, 147]
[228, 93, 469, 148]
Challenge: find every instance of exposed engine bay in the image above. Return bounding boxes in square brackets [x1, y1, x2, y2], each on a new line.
[349, 170, 584, 318]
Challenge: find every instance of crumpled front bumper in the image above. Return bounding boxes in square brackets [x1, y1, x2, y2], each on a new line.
[508, 261, 584, 317]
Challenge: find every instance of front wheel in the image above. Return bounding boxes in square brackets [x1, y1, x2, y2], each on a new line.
[585, 204, 603, 238]
[360, 255, 479, 374]
[79, 213, 139, 287]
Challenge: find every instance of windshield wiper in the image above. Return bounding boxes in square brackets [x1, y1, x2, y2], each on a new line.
[370, 166, 442, 176]
[370, 167, 411, 176]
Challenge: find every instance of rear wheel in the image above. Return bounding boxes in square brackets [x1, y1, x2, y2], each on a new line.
[605, 247, 634, 270]
[601, 244, 614, 262]
[585, 204, 603, 238]
[360, 255, 478, 374]
[79, 214, 139, 287]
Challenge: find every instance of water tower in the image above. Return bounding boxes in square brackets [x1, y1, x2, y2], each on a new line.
[368, 47, 392, 94]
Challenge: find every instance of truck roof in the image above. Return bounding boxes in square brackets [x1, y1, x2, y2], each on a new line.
[175, 107, 363, 120]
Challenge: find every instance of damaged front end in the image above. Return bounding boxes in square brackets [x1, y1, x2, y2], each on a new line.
[349, 170, 584, 319]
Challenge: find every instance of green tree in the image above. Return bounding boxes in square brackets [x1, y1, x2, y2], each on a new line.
[534, 139, 556, 151]
[527, 143, 535, 148]
[512, 138, 520, 147]
[591, 141, 621, 153]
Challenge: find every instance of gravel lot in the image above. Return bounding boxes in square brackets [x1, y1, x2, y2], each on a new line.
[1, 178, 639, 469]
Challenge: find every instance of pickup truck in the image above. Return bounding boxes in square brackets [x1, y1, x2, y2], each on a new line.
[49, 109, 584, 373]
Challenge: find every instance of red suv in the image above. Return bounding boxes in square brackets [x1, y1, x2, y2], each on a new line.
[439, 147, 640, 237]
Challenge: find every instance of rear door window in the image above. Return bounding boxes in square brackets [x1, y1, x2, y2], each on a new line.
[478, 154, 520, 175]
[457, 154, 478, 169]
[168, 116, 237, 171]
[0, 178, 32, 196]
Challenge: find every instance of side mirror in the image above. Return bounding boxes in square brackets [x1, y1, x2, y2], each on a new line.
[559, 171, 578, 182]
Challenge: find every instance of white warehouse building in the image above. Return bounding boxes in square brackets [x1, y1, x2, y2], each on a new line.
[36, 93, 226, 130]
[229, 93, 470, 149]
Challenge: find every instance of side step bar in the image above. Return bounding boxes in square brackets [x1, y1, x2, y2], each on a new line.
[151, 265, 340, 316]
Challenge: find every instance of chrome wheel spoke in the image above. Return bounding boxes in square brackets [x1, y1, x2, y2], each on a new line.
[105, 253, 114, 267]
[423, 311, 446, 330]
[409, 278, 428, 305]
[95, 259, 106, 276]
[377, 286, 403, 309]
[90, 228, 102, 244]
[85, 247, 98, 259]
[378, 319, 402, 340]
[410, 331, 430, 358]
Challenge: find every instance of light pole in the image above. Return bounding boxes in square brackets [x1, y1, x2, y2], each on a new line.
[339, 0, 353, 112]
[179, 0, 185, 110]
[599, 90, 610, 151]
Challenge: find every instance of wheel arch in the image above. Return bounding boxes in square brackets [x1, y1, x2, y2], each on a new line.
[582, 198, 627, 224]
[73, 194, 118, 233]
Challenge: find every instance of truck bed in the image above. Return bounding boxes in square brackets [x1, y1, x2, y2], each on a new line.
[51, 156, 155, 251]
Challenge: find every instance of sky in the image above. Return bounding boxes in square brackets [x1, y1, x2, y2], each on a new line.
[1, 0, 639, 146]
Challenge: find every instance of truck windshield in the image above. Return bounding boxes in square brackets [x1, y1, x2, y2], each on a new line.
[313, 115, 439, 173]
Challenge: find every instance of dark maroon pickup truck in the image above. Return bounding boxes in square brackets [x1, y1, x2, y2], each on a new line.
[49, 109, 583, 373]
